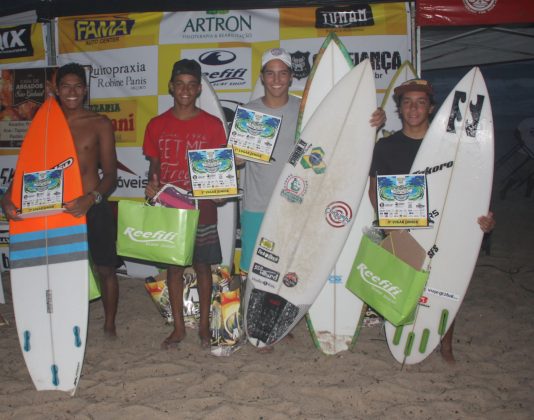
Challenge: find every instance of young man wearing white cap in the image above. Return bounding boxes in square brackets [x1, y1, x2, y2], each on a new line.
[238, 47, 387, 276]
[369, 78, 495, 363]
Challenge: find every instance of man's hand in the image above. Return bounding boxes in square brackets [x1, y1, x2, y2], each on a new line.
[64, 194, 94, 217]
[1, 196, 22, 221]
[234, 156, 246, 168]
[145, 173, 160, 200]
[370, 107, 386, 128]
[477, 211, 495, 233]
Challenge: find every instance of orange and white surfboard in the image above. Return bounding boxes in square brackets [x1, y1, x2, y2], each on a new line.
[9, 97, 88, 395]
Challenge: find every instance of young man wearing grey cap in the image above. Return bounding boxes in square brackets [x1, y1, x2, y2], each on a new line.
[238, 47, 386, 277]
[369, 78, 495, 363]
[143, 59, 227, 349]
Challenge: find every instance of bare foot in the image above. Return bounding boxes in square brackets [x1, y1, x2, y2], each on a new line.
[161, 332, 186, 350]
[199, 334, 211, 349]
[103, 326, 117, 339]
[256, 345, 274, 354]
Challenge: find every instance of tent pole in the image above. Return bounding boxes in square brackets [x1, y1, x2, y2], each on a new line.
[45, 19, 57, 67]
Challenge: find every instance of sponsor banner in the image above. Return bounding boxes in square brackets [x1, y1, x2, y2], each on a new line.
[0, 67, 58, 148]
[114, 147, 150, 199]
[280, 3, 409, 39]
[279, 38, 322, 92]
[159, 9, 279, 44]
[58, 13, 162, 53]
[181, 47, 252, 91]
[60, 46, 158, 98]
[0, 24, 46, 67]
[341, 35, 410, 91]
[417, 0, 534, 26]
[90, 97, 155, 145]
[279, 35, 409, 92]
[1, 6, 411, 200]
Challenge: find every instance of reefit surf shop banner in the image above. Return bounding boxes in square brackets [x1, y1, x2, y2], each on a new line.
[0, 3, 412, 199]
[417, 0, 534, 26]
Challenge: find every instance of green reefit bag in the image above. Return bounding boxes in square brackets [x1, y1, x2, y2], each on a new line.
[117, 200, 199, 266]
[346, 235, 429, 326]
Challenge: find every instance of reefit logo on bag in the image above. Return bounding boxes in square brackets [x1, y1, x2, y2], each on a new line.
[357, 263, 402, 299]
[463, 0, 497, 14]
[123, 227, 177, 244]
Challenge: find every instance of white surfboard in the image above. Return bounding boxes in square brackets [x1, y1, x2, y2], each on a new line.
[385, 67, 494, 364]
[244, 49, 376, 348]
[197, 75, 237, 269]
[307, 59, 417, 354]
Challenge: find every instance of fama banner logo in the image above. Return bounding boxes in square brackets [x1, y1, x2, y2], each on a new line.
[0, 25, 33, 59]
[357, 263, 402, 299]
[123, 227, 177, 245]
[75, 19, 135, 41]
[315, 6, 374, 28]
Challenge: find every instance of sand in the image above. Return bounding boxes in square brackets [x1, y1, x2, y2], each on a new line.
[1, 187, 533, 420]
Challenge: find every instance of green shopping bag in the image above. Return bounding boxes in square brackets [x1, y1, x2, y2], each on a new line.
[346, 235, 429, 326]
[117, 200, 199, 266]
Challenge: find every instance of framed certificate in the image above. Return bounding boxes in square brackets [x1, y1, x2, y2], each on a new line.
[20, 168, 65, 217]
[227, 106, 282, 164]
[376, 174, 429, 228]
[187, 147, 239, 199]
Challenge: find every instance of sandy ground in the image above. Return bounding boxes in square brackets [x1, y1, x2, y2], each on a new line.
[0, 187, 533, 420]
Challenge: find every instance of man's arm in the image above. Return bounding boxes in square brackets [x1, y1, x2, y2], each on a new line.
[368, 175, 377, 212]
[94, 116, 117, 198]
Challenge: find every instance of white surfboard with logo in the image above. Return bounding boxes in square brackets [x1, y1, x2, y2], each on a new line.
[385, 67, 494, 364]
[307, 59, 417, 354]
[243, 34, 376, 348]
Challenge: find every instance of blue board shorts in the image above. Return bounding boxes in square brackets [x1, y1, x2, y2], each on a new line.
[239, 210, 264, 273]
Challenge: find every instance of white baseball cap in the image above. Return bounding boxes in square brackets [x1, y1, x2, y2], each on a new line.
[261, 48, 292, 69]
